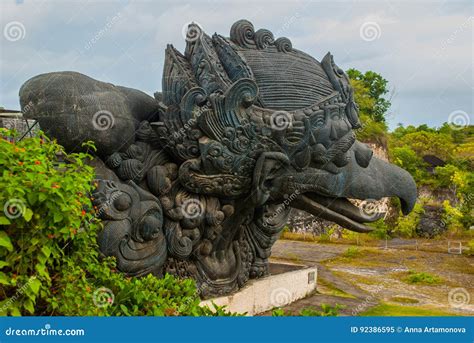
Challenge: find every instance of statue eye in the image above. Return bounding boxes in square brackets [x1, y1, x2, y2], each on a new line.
[208, 146, 222, 157]
[113, 193, 132, 211]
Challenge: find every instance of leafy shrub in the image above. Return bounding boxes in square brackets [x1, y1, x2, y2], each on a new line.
[343, 247, 362, 258]
[465, 240, 474, 256]
[441, 200, 464, 234]
[299, 304, 343, 316]
[0, 130, 233, 316]
[393, 202, 425, 238]
[403, 271, 441, 285]
[271, 308, 286, 316]
[368, 219, 391, 239]
[0, 129, 98, 315]
[318, 233, 331, 243]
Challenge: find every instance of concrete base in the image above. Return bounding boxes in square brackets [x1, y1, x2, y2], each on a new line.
[200, 263, 317, 316]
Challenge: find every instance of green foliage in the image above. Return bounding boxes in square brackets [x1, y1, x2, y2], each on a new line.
[360, 303, 455, 316]
[271, 308, 287, 316]
[393, 201, 425, 238]
[390, 146, 427, 181]
[343, 246, 362, 258]
[390, 127, 455, 161]
[0, 129, 97, 315]
[356, 114, 388, 145]
[271, 304, 343, 316]
[347, 69, 390, 143]
[318, 233, 331, 243]
[347, 69, 391, 123]
[441, 200, 464, 234]
[403, 271, 441, 285]
[367, 219, 391, 239]
[389, 124, 473, 232]
[465, 240, 474, 256]
[0, 129, 234, 316]
[299, 304, 343, 316]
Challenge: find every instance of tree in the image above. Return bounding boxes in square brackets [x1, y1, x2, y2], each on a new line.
[347, 69, 391, 123]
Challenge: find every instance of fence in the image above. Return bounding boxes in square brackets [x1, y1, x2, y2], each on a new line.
[380, 238, 466, 255]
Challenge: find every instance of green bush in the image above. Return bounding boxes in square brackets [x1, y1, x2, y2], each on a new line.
[0, 129, 233, 316]
[403, 271, 441, 285]
[271, 308, 286, 316]
[343, 246, 362, 258]
[299, 304, 343, 316]
[393, 201, 425, 238]
[465, 240, 474, 256]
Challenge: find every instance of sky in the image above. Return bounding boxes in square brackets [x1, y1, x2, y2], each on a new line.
[0, 0, 472, 130]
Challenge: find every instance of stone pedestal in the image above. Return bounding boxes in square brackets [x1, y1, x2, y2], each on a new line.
[200, 263, 317, 316]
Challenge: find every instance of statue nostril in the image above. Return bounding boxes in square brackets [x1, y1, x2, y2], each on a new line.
[354, 144, 373, 168]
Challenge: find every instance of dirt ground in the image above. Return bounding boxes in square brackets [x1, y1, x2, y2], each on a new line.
[265, 239, 474, 316]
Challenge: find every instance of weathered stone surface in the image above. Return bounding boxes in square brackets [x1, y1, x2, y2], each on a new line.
[20, 71, 161, 157]
[417, 205, 446, 238]
[18, 20, 417, 297]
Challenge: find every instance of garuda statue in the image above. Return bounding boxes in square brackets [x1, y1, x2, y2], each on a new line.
[19, 20, 417, 297]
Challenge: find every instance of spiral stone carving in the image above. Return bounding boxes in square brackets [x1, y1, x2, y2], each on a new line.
[254, 29, 274, 49]
[230, 19, 255, 48]
[275, 37, 292, 52]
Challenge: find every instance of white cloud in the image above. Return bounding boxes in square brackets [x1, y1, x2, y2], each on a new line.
[0, 0, 471, 129]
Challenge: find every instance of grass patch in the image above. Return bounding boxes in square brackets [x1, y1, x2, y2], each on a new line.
[403, 270, 441, 285]
[389, 296, 419, 304]
[360, 303, 455, 316]
[342, 246, 364, 258]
